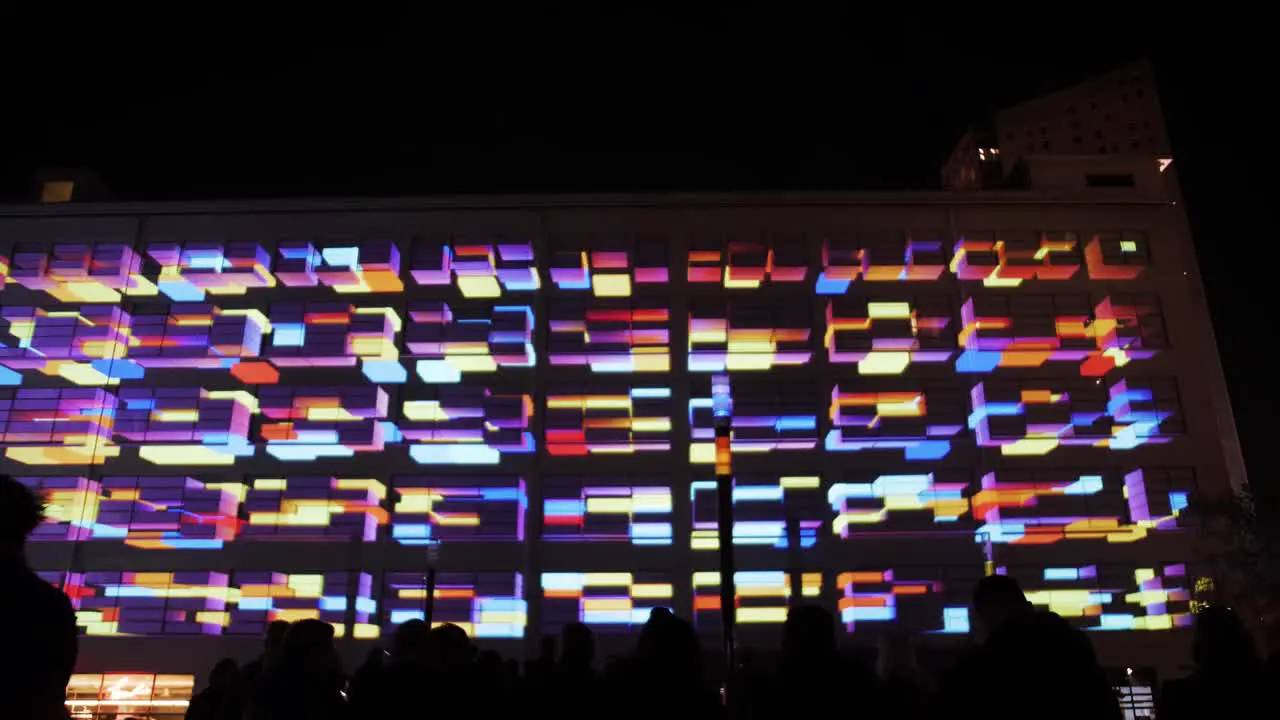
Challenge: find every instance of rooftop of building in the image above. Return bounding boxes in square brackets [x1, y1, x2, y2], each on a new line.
[0, 156, 1177, 220]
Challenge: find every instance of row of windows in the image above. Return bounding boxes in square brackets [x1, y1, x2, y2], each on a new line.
[0, 232, 1159, 303]
[34, 563, 1193, 638]
[17, 467, 1195, 549]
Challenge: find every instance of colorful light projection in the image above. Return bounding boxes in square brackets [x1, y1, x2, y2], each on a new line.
[542, 475, 673, 545]
[0, 304, 278, 386]
[541, 572, 674, 634]
[1085, 232, 1151, 280]
[693, 571, 821, 626]
[129, 305, 271, 380]
[968, 378, 1182, 455]
[41, 571, 365, 636]
[257, 386, 388, 461]
[19, 476, 243, 549]
[274, 239, 403, 293]
[411, 239, 538, 298]
[380, 572, 526, 638]
[116, 388, 256, 465]
[690, 381, 817, 463]
[548, 236, 669, 294]
[265, 303, 401, 383]
[400, 386, 535, 464]
[0, 388, 120, 465]
[1013, 564, 1192, 630]
[950, 231, 1082, 286]
[829, 472, 972, 536]
[0, 306, 143, 386]
[826, 383, 966, 460]
[228, 571, 365, 636]
[687, 235, 808, 288]
[825, 296, 955, 374]
[972, 468, 1190, 544]
[688, 299, 812, 372]
[815, 233, 948, 294]
[47, 571, 235, 636]
[690, 475, 825, 550]
[241, 477, 388, 541]
[955, 293, 1165, 376]
[544, 384, 672, 455]
[405, 301, 535, 383]
[146, 242, 275, 300]
[389, 475, 526, 544]
[835, 570, 966, 634]
[2, 243, 158, 302]
[548, 299, 670, 373]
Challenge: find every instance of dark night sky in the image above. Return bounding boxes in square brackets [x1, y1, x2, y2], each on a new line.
[0, 9, 1269, 491]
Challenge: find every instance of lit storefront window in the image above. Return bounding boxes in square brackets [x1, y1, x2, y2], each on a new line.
[66, 674, 193, 720]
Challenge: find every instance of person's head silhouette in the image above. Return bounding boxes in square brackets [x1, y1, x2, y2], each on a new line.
[972, 574, 1033, 638]
[783, 604, 838, 659]
[1193, 605, 1260, 673]
[0, 475, 44, 558]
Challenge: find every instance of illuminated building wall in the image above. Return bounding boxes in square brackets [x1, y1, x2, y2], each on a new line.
[542, 572, 675, 634]
[543, 475, 674, 545]
[693, 571, 823, 627]
[378, 572, 526, 639]
[2, 198, 1230, 674]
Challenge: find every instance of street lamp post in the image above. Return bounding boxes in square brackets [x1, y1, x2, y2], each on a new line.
[711, 373, 736, 705]
[424, 542, 440, 628]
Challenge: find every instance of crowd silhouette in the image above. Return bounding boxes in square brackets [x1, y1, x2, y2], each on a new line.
[3, 474, 1279, 719]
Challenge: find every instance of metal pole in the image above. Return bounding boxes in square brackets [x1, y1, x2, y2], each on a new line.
[424, 542, 439, 627]
[712, 374, 736, 707]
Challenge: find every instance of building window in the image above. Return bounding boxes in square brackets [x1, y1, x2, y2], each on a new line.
[1086, 173, 1136, 188]
[66, 673, 195, 720]
[41, 181, 74, 203]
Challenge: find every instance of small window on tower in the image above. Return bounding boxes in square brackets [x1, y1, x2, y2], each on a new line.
[41, 181, 74, 203]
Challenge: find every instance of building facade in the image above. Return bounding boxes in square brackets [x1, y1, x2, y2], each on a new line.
[0, 164, 1240, 708]
[944, 61, 1172, 191]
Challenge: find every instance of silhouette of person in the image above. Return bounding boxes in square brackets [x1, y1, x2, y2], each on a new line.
[760, 604, 883, 717]
[933, 574, 1121, 720]
[185, 658, 238, 720]
[238, 620, 290, 687]
[1158, 605, 1266, 720]
[877, 632, 931, 720]
[347, 620, 431, 720]
[0, 475, 79, 720]
[249, 619, 347, 720]
[608, 608, 722, 719]
[542, 622, 599, 718]
[231, 619, 290, 716]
